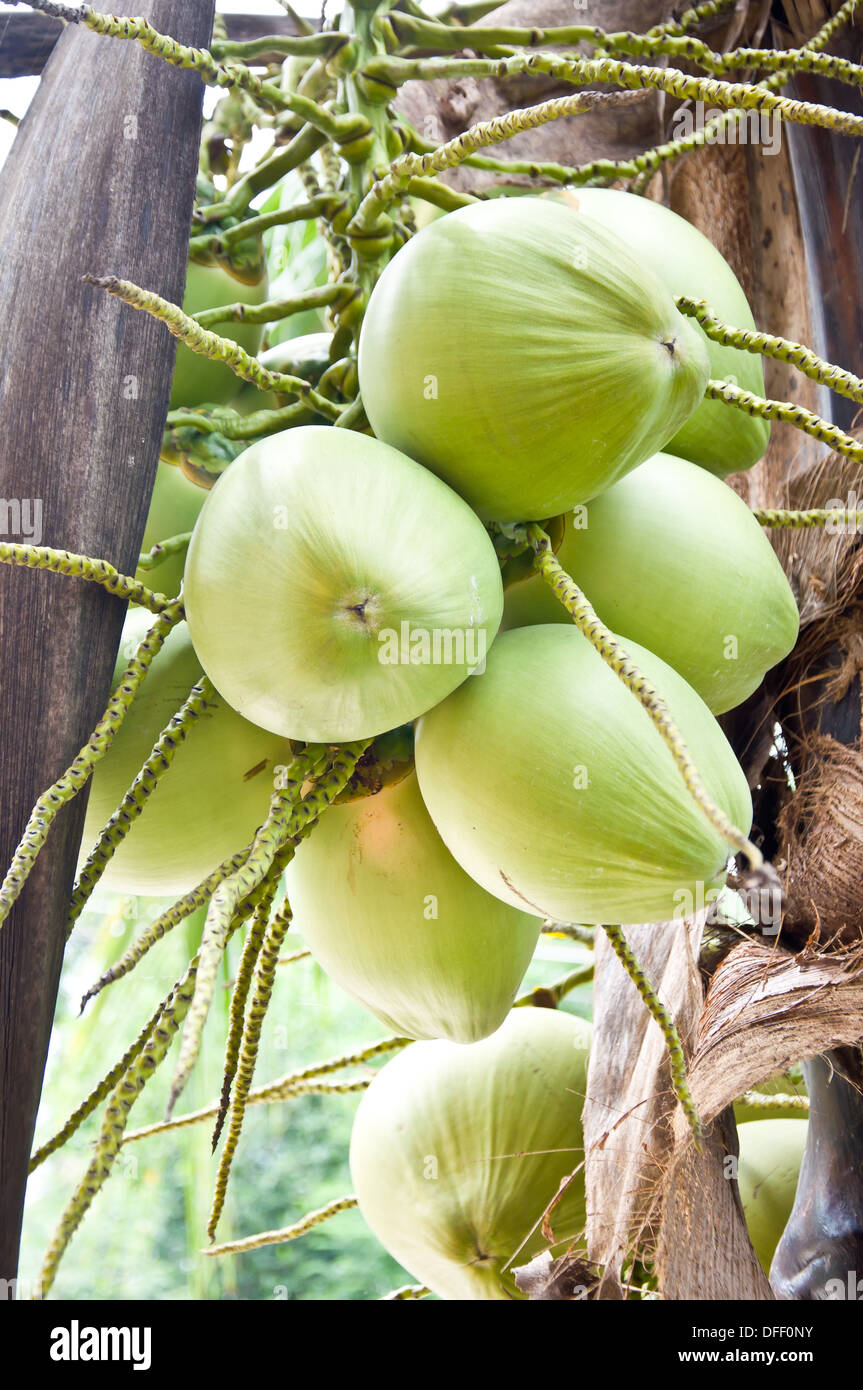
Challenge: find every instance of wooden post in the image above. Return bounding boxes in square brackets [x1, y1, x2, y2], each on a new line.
[0, 0, 215, 1283]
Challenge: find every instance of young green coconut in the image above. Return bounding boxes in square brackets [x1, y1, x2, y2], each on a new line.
[183, 426, 504, 742]
[737, 1119, 807, 1276]
[133, 460, 207, 600]
[501, 452, 799, 714]
[78, 607, 289, 896]
[350, 1007, 592, 1300]
[414, 625, 752, 925]
[285, 770, 540, 1043]
[358, 198, 710, 523]
[548, 187, 769, 477]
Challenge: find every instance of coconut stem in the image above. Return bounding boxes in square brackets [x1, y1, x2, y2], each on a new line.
[121, 1036, 408, 1146]
[36, 957, 199, 1299]
[553, 0, 860, 187]
[524, 524, 763, 873]
[205, 742, 371, 1238]
[0, 541, 177, 612]
[677, 297, 863, 405]
[83, 275, 343, 422]
[203, 1194, 358, 1257]
[705, 379, 863, 462]
[0, 602, 184, 933]
[28, 992, 172, 1175]
[76, 846, 251, 1006]
[753, 508, 863, 530]
[601, 924, 702, 1147]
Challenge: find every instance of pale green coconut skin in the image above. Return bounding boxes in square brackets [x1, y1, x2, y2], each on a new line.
[560, 187, 769, 476]
[350, 1007, 592, 1299]
[79, 608, 289, 896]
[169, 258, 269, 410]
[183, 426, 504, 742]
[737, 1119, 807, 1274]
[134, 461, 208, 600]
[358, 199, 710, 523]
[415, 625, 752, 925]
[286, 771, 540, 1042]
[501, 452, 799, 714]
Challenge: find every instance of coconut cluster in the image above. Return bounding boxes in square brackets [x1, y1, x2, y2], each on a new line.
[89, 192, 803, 1298]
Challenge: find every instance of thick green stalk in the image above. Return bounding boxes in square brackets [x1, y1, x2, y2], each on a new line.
[37, 959, 199, 1297]
[84, 275, 341, 421]
[677, 297, 863, 404]
[602, 925, 701, 1146]
[204, 1195, 358, 1256]
[705, 380, 863, 461]
[0, 542, 175, 611]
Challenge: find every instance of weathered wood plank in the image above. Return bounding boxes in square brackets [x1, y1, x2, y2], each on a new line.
[0, 0, 215, 1283]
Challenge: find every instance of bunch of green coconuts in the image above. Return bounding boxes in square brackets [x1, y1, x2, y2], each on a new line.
[85, 190, 803, 1298]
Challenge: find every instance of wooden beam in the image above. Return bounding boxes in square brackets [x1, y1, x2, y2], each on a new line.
[0, 0, 215, 1285]
[0, 9, 318, 78]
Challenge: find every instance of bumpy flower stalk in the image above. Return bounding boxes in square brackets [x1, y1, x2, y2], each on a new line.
[210, 885, 278, 1151]
[187, 195, 339, 258]
[381, 1283, 431, 1300]
[37, 960, 198, 1298]
[525, 524, 763, 872]
[705, 380, 863, 461]
[193, 282, 355, 329]
[0, 603, 183, 930]
[650, 0, 739, 37]
[560, 0, 860, 185]
[0, 541, 175, 611]
[601, 924, 702, 1145]
[677, 297, 863, 404]
[29, 992, 169, 1172]
[541, 922, 596, 946]
[515, 963, 595, 1008]
[204, 1195, 358, 1257]
[77, 845, 251, 1005]
[277, 947, 311, 966]
[361, 51, 863, 136]
[136, 531, 193, 572]
[166, 743, 336, 1118]
[84, 275, 342, 421]
[69, 678, 216, 938]
[207, 742, 371, 1238]
[17, 0, 353, 126]
[738, 1091, 810, 1112]
[123, 1036, 406, 1145]
[753, 509, 863, 530]
[350, 91, 615, 236]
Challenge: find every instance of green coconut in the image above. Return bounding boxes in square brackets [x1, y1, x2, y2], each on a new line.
[79, 608, 288, 896]
[183, 426, 504, 743]
[286, 771, 540, 1042]
[414, 625, 752, 926]
[358, 198, 710, 522]
[737, 1119, 807, 1274]
[501, 452, 799, 714]
[350, 1007, 592, 1299]
[550, 187, 769, 476]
